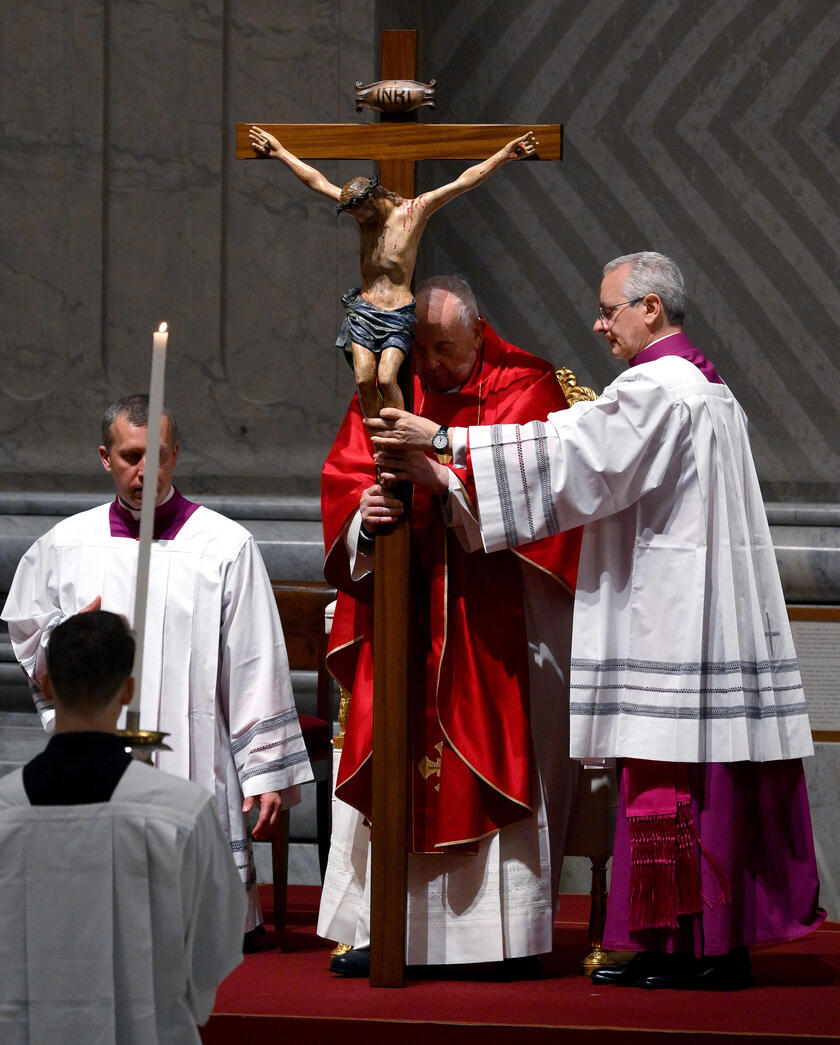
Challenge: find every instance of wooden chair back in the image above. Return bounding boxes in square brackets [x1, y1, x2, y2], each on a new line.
[271, 580, 336, 722]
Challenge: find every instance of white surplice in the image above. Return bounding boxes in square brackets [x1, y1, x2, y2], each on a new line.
[456, 354, 813, 764]
[316, 474, 578, 964]
[1, 502, 314, 928]
[0, 760, 245, 1045]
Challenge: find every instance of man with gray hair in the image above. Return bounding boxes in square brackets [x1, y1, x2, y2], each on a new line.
[370, 252, 824, 989]
[2, 394, 313, 946]
[319, 275, 583, 977]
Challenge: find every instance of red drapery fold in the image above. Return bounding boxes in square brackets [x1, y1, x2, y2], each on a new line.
[322, 323, 582, 851]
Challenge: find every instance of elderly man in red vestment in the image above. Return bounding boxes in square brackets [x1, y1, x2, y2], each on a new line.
[318, 276, 583, 977]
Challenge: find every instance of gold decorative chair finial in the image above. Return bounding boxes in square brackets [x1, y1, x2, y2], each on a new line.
[332, 683, 352, 750]
[556, 366, 598, 405]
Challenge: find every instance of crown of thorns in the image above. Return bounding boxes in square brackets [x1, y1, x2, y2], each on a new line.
[336, 175, 381, 213]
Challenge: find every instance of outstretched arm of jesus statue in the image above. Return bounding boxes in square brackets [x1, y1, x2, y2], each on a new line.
[413, 131, 538, 221]
[249, 126, 341, 202]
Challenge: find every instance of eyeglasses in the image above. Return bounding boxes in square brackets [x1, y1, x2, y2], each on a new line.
[596, 296, 644, 323]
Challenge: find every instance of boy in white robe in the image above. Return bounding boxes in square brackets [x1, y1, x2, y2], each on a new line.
[0, 610, 245, 1044]
[2, 395, 313, 937]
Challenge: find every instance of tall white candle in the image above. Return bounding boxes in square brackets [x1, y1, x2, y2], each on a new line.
[128, 322, 168, 724]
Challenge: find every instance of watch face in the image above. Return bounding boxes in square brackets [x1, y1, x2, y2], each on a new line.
[433, 429, 448, 451]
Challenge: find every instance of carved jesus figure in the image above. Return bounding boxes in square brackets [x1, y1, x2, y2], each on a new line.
[249, 125, 537, 418]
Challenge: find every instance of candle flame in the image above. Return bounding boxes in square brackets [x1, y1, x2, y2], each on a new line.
[158, 322, 168, 333]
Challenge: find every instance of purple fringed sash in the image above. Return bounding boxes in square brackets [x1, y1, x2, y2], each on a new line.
[625, 759, 729, 931]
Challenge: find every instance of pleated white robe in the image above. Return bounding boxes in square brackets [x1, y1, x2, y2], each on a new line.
[0, 760, 245, 1045]
[457, 354, 813, 764]
[2, 502, 314, 928]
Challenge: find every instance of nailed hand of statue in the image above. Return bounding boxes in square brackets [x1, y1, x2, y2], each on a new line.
[248, 125, 274, 157]
[510, 130, 538, 159]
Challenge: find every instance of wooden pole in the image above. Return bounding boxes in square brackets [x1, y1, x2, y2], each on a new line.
[369, 28, 416, 990]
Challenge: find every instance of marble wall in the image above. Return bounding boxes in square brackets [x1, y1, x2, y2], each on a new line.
[397, 0, 840, 504]
[2, 1, 839, 500]
[2, 0, 377, 495]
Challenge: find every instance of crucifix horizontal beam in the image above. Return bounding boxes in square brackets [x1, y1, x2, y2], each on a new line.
[235, 123, 562, 161]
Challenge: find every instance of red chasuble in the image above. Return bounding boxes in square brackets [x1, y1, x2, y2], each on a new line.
[322, 322, 581, 852]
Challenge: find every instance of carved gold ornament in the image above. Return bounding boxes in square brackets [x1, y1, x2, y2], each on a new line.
[556, 367, 598, 404]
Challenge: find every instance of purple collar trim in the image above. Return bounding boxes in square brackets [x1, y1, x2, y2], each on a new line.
[108, 488, 200, 540]
[630, 332, 723, 385]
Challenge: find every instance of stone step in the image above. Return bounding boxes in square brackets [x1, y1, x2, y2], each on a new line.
[0, 711, 48, 772]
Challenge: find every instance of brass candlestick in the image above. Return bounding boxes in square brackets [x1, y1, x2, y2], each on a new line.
[117, 712, 171, 764]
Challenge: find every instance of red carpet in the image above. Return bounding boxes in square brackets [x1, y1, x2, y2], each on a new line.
[201, 887, 840, 1045]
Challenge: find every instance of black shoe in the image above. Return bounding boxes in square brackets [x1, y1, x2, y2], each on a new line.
[695, 948, 752, 990]
[329, 948, 539, 981]
[242, 925, 271, 954]
[483, 955, 542, 981]
[330, 945, 370, 977]
[643, 948, 752, 991]
[591, 951, 670, 987]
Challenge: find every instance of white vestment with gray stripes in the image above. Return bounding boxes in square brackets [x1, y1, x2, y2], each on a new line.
[455, 354, 813, 764]
[2, 503, 313, 929]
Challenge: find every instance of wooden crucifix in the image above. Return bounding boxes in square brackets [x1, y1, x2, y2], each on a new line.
[237, 29, 562, 987]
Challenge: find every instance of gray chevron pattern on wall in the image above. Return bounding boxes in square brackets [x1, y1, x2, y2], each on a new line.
[1, 1, 836, 500]
[391, 0, 840, 501]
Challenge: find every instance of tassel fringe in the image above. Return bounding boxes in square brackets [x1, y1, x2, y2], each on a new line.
[629, 800, 703, 931]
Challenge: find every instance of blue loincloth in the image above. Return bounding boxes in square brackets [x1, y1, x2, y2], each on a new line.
[335, 288, 416, 365]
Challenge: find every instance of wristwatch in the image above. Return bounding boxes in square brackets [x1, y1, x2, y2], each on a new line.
[358, 520, 376, 546]
[432, 425, 449, 453]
